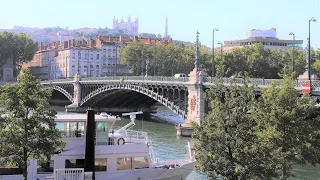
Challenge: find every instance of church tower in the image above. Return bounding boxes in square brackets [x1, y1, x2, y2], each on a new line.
[113, 16, 118, 29]
[164, 15, 169, 38]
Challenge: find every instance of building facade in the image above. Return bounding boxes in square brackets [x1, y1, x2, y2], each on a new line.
[221, 28, 303, 52]
[23, 35, 173, 80]
[113, 16, 139, 36]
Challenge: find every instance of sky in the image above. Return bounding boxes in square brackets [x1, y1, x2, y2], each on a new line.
[0, 0, 320, 48]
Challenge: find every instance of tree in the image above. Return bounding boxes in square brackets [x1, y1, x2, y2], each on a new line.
[0, 69, 65, 180]
[192, 76, 278, 179]
[0, 32, 37, 78]
[157, 34, 162, 39]
[252, 76, 320, 179]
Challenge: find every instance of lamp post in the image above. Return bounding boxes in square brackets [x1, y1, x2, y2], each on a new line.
[212, 28, 219, 77]
[289, 32, 295, 74]
[217, 41, 223, 62]
[78, 51, 81, 77]
[308, 17, 317, 80]
[194, 31, 201, 71]
[115, 43, 120, 76]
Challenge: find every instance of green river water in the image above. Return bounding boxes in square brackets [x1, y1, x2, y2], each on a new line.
[54, 105, 320, 180]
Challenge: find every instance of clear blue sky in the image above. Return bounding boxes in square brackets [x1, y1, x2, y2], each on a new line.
[1, 0, 320, 48]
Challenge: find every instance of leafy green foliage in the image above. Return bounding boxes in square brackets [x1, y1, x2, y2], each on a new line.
[193, 76, 278, 179]
[120, 42, 320, 78]
[0, 32, 37, 77]
[252, 76, 320, 179]
[193, 74, 320, 179]
[0, 69, 65, 180]
[120, 42, 210, 76]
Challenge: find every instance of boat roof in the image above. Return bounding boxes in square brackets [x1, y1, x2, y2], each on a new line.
[55, 112, 121, 122]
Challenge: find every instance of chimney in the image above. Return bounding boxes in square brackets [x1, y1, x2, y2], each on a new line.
[119, 35, 122, 42]
[68, 40, 71, 48]
[108, 35, 111, 41]
[40, 42, 43, 50]
[73, 39, 76, 47]
[84, 109, 96, 179]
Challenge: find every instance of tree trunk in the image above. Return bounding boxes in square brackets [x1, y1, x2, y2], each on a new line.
[23, 147, 28, 180]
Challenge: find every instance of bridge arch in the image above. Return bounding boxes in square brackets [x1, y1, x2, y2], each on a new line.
[81, 84, 187, 119]
[45, 86, 74, 103]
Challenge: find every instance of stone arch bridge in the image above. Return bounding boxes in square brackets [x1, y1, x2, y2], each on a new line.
[41, 71, 320, 126]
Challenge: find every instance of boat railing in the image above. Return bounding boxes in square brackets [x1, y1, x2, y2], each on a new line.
[95, 130, 149, 145]
[123, 129, 148, 140]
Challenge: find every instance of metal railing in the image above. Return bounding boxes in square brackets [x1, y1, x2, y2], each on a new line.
[202, 77, 320, 88]
[53, 168, 84, 180]
[81, 76, 189, 82]
[38, 75, 320, 89]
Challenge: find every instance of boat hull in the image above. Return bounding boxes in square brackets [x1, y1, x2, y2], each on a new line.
[0, 162, 195, 180]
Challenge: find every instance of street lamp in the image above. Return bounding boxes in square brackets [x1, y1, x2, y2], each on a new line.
[308, 17, 317, 80]
[115, 43, 120, 76]
[289, 32, 295, 74]
[78, 51, 81, 77]
[212, 28, 219, 77]
[217, 41, 223, 62]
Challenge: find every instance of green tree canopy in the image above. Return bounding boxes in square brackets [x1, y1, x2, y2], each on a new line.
[193, 75, 320, 179]
[252, 76, 320, 179]
[0, 69, 65, 180]
[0, 32, 37, 78]
[193, 76, 277, 179]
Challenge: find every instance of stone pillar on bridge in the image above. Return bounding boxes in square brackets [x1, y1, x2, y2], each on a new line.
[66, 73, 81, 109]
[177, 68, 207, 136]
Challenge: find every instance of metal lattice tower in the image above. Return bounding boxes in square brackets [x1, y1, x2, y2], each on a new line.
[164, 15, 168, 38]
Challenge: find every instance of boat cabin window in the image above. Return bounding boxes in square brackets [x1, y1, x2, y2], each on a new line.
[0, 161, 21, 175]
[117, 157, 149, 170]
[56, 122, 85, 138]
[65, 159, 107, 171]
[37, 160, 54, 173]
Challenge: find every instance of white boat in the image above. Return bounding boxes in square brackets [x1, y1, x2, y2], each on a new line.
[0, 112, 195, 180]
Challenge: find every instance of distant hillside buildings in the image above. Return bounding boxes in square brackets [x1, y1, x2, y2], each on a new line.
[220, 28, 303, 52]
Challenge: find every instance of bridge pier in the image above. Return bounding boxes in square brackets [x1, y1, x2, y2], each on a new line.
[66, 73, 81, 109]
[176, 68, 207, 137]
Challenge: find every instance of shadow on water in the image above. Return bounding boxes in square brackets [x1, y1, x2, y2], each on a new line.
[52, 105, 320, 180]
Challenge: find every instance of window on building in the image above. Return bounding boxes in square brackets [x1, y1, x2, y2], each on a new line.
[85, 54, 88, 59]
[90, 65, 93, 68]
[96, 65, 99, 68]
[72, 53, 75, 59]
[97, 54, 100, 59]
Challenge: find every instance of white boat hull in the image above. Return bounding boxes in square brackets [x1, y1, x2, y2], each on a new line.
[95, 161, 195, 180]
[0, 162, 194, 180]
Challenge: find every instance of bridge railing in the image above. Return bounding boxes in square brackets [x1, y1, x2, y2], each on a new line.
[81, 76, 189, 82]
[203, 77, 320, 88]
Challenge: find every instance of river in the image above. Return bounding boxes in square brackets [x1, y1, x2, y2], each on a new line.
[53, 105, 320, 180]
